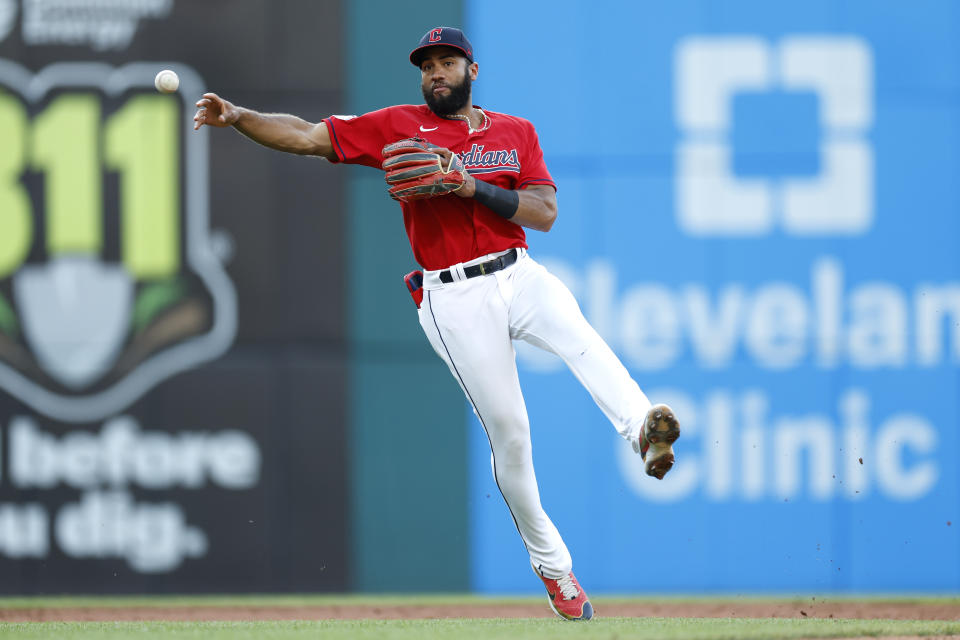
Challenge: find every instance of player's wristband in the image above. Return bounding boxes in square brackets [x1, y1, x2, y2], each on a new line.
[472, 179, 519, 220]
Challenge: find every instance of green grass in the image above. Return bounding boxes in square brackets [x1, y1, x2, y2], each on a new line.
[2, 618, 960, 640]
[1, 595, 959, 639]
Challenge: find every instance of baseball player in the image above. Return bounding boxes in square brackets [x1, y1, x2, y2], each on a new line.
[194, 26, 679, 621]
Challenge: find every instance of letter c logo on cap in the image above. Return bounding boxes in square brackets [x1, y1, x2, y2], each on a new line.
[429, 28, 442, 42]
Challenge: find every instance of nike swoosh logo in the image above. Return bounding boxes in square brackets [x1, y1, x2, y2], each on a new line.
[419, 125, 438, 132]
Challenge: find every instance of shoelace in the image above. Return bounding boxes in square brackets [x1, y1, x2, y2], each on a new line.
[555, 573, 580, 601]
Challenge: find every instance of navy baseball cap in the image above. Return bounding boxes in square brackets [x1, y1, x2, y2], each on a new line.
[410, 27, 474, 66]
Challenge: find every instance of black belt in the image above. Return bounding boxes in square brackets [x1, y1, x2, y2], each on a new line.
[439, 249, 519, 284]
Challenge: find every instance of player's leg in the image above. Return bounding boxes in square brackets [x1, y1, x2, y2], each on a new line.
[417, 277, 572, 577]
[507, 255, 680, 478]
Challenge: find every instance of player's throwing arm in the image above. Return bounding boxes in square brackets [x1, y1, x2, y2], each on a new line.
[194, 93, 337, 159]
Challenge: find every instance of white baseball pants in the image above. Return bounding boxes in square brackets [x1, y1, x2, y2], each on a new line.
[417, 249, 653, 578]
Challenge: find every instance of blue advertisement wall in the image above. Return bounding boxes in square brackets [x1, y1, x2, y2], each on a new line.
[467, 0, 960, 592]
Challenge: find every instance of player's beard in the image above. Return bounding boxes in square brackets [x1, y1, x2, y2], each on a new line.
[422, 69, 472, 116]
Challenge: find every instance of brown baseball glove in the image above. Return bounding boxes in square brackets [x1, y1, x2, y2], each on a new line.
[381, 138, 467, 202]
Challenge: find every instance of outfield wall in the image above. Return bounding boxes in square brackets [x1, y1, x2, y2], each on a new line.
[0, 0, 957, 595]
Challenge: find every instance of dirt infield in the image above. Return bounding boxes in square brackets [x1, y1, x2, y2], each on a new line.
[2, 600, 959, 622]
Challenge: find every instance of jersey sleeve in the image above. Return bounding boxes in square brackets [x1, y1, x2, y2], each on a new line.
[323, 108, 394, 169]
[518, 121, 556, 191]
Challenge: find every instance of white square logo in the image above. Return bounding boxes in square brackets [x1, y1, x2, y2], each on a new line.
[674, 36, 874, 236]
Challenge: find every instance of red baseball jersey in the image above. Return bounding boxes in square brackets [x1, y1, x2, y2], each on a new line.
[323, 105, 555, 270]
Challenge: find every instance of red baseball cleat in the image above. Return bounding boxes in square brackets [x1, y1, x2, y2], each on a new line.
[634, 403, 681, 479]
[533, 564, 594, 621]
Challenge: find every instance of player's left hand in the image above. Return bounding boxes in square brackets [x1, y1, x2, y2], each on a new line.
[381, 138, 468, 202]
[433, 148, 476, 197]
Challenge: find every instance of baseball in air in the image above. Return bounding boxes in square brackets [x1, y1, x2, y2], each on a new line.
[154, 69, 179, 94]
